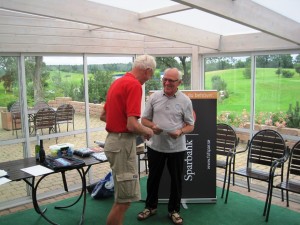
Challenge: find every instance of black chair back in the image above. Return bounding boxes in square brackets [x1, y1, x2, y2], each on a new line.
[216, 123, 239, 157]
[248, 129, 286, 168]
[34, 107, 56, 134]
[216, 123, 239, 198]
[55, 104, 75, 132]
[34, 101, 49, 110]
[288, 140, 300, 178]
[10, 101, 21, 137]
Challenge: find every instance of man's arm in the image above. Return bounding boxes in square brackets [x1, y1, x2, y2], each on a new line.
[141, 117, 162, 135]
[181, 124, 194, 134]
[100, 109, 106, 122]
[168, 123, 194, 139]
[127, 116, 154, 140]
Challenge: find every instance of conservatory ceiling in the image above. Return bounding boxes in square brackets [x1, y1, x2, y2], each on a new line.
[0, 0, 299, 54]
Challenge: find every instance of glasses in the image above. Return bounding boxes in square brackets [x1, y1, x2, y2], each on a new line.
[162, 78, 179, 83]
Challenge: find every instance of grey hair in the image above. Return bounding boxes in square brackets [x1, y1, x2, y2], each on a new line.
[164, 68, 183, 80]
[133, 54, 156, 71]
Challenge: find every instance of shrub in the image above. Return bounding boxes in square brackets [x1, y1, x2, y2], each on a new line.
[282, 69, 294, 78]
[217, 109, 250, 128]
[243, 66, 251, 79]
[275, 67, 282, 75]
[218, 109, 289, 129]
[211, 75, 227, 90]
[211, 75, 228, 100]
[255, 111, 287, 128]
[6, 100, 16, 111]
[294, 63, 300, 75]
[287, 101, 300, 128]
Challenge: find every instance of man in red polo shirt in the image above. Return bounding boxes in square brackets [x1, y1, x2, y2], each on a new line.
[100, 54, 156, 225]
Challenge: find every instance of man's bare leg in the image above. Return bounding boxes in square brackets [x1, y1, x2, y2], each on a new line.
[106, 202, 130, 225]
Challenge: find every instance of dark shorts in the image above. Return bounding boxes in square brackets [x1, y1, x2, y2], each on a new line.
[104, 132, 141, 203]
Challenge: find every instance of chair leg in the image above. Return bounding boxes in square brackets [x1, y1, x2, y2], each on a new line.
[72, 121, 75, 137]
[145, 157, 148, 174]
[12, 120, 14, 136]
[264, 182, 272, 216]
[232, 162, 235, 186]
[225, 171, 232, 203]
[247, 177, 250, 192]
[15, 121, 18, 138]
[138, 154, 141, 179]
[221, 169, 227, 198]
[12, 120, 18, 138]
[264, 184, 274, 222]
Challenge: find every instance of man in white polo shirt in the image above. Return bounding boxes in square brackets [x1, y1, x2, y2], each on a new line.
[137, 68, 195, 225]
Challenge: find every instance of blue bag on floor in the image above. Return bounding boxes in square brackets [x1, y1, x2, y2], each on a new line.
[91, 171, 114, 199]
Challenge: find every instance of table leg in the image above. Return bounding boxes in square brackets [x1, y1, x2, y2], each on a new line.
[27, 168, 87, 225]
[54, 168, 87, 225]
[33, 174, 59, 225]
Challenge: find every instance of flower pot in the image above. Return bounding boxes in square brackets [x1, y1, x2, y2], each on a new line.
[1, 111, 21, 131]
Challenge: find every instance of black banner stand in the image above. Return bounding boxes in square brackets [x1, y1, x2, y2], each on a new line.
[158, 91, 217, 207]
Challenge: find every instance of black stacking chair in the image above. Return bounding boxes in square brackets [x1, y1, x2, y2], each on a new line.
[10, 101, 22, 138]
[55, 104, 75, 132]
[225, 129, 288, 222]
[216, 123, 239, 198]
[265, 140, 300, 222]
[33, 107, 56, 135]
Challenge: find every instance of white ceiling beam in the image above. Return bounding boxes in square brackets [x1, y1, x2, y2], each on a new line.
[0, 33, 145, 48]
[139, 4, 191, 20]
[172, 0, 300, 45]
[0, 43, 145, 54]
[0, 0, 220, 50]
[221, 32, 299, 52]
[1, 2, 298, 54]
[2, 12, 299, 54]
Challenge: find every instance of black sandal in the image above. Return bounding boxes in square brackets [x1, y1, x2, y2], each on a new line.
[168, 211, 183, 225]
[137, 208, 157, 220]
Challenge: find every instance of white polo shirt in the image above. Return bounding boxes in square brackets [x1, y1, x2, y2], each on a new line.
[142, 90, 194, 153]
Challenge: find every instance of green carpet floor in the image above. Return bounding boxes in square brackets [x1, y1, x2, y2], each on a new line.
[0, 177, 299, 225]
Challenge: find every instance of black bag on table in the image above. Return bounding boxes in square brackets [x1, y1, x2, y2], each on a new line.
[43, 157, 85, 171]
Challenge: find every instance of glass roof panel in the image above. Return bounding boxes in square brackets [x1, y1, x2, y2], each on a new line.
[89, 0, 300, 36]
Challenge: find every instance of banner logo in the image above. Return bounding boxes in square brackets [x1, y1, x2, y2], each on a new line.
[184, 140, 195, 181]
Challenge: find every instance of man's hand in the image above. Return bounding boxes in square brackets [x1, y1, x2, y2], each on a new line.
[144, 127, 154, 140]
[151, 124, 163, 135]
[168, 129, 182, 139]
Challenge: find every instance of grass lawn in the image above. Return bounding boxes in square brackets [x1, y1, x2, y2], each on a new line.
[205, 68, 300, 115]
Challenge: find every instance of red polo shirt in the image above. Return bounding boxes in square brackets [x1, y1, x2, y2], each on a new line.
[104, 72, 142, 133]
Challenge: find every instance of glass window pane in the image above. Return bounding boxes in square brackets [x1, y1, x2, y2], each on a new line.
[25, 56, 85, 138]
[87, 56, 133, 130]
[204, 56, 251, 129]
[255, 53, 300, 147]
[0, 56, 22, 141]
[0, 143, 28, 204]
